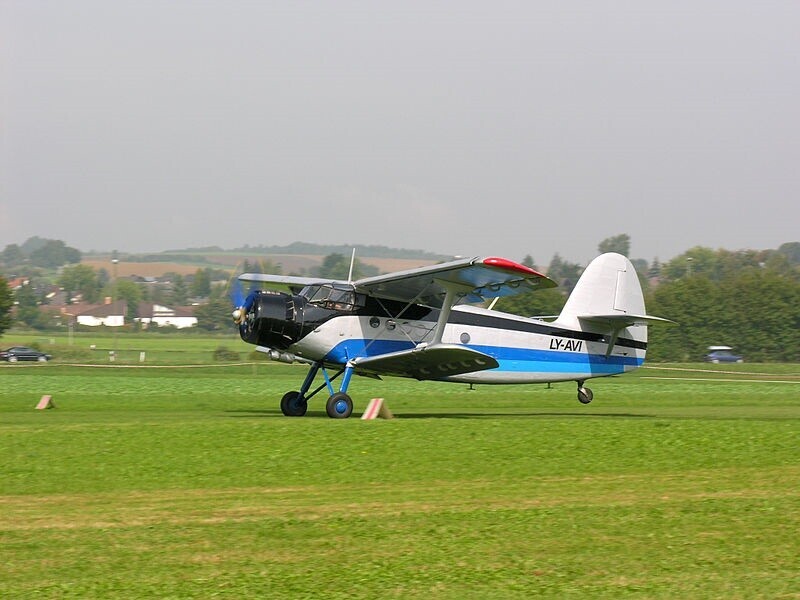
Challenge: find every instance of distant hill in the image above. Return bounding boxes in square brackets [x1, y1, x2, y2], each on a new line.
[161, 242, 449, 261]
[82, 243, 449, 278]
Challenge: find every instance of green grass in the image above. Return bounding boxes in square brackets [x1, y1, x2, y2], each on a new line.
[1, 361, 799, 598]
[2, 330, 252, 364]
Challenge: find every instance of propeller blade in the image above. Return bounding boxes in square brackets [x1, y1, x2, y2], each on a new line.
[229, 278, 245, 308]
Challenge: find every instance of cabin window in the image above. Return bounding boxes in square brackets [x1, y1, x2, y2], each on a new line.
[301, 285, 363, 312]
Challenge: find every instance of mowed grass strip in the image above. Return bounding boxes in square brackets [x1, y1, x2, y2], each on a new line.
[2, 466, 798, 531]
[1, 363, 798, 597]
[2, 475, 798, 598]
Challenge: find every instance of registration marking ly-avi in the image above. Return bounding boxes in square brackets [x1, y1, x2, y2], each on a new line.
[549, 339, 583, 352]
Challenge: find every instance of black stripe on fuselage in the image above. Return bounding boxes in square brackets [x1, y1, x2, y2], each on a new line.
[349, 298, 647, 351]
[445, 309, 648, 351]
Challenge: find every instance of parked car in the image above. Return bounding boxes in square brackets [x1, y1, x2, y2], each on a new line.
[0, 346, 52, 362]
[704, 346, 743, 364]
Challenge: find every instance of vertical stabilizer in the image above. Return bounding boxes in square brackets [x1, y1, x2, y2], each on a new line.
[554, 253, 647, 331]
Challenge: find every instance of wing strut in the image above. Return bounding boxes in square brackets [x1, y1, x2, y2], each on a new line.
[430, 282, 462, 346]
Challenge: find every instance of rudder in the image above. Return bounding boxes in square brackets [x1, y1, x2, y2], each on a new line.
[554, 253, 646, 331]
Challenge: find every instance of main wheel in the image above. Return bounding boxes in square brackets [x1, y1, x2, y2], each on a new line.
[280, 391, 307, 417]
[326, 392, 353, 419]
[577, 386, 594, 404]
[38, 355, 48, 362]
[8, 356, 17, 363]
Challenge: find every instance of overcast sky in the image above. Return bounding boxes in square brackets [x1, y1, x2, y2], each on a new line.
[2, 1, 798, 265]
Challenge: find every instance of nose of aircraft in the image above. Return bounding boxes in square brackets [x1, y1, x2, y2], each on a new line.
[237, 291, 301, 349]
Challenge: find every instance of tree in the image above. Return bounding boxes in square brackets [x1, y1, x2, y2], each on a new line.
[114, 280, 143, 319]
[190, 268, 212, 298]
[170, 274, 189, 305]
[242, 258, 282, 274]
[661, 247, 718, 280]
[0, 276, 12, 336]
[194, 287, 236, 332]
[546, 254, 582, 294]
[498, 288, 567, 319]
[1, 244, 24, 267]
[777, 242, 800, 265]
[316, 253, 378, 280]
[96, 268, 110, 289]
[648, 258, 662, 279]
[29, 239, 81, 269]
[647, 266, 800, 362]
[598, 234, 631, 256]
[58, 264, 101, 303]
[13, 282, 47, 329]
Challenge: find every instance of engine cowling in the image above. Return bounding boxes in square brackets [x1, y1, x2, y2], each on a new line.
[237, 291, 304, 349]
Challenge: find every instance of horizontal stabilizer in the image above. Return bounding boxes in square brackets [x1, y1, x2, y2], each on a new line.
[352, 344, 498, 380]
[577, 313, 674, 357]
[578, 314, 676, 328]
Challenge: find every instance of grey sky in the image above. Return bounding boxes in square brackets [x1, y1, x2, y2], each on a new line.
[2, 1, 798, 265]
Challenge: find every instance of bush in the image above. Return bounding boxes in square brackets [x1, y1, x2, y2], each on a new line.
[212, 346, 240, 361]
[43, 344, 94, 362]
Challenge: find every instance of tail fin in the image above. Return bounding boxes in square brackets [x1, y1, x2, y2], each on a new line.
[554, 253, 671, 354]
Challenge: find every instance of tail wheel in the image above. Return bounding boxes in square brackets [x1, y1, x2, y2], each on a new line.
[280, 391, 307, 417]
[326, 392, 353, 419]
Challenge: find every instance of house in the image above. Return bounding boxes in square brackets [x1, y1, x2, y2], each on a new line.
[65, 300, 127, 327]
[59, 300, 197, 329]
[7, 277, 30, 290]
[135, 303, 197, 329]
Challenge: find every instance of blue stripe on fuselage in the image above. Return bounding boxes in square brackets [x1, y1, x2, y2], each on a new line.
[324, 339, 642, 375]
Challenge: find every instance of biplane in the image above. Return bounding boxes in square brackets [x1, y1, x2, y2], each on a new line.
[232, 252, 669, 418]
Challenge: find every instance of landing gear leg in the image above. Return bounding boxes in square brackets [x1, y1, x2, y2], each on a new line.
[577, 380, 594, 404]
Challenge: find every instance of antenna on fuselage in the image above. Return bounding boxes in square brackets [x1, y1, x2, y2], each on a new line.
[347, 248, 356, 282]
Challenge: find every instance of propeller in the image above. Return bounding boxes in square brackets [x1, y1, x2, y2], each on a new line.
[227, 258, 270, 333]
[229, 277, 247, 325]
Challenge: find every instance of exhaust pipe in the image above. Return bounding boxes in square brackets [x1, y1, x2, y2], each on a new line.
[255, 346, 298, 364]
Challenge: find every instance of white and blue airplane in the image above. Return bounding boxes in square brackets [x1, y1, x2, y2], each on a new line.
[233, 252, 670, 418]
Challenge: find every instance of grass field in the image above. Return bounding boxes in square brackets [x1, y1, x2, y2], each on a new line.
[1, 354, 799, 598]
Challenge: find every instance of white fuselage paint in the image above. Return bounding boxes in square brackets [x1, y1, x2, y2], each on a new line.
[289, 306, 646, 385]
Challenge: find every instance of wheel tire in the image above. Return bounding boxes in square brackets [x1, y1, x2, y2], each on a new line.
[577, 387, 593, 404]
[38, 356, 48, 362]
[280, 391, 307, 417]
[326, 392, 353, 419]
[8, 356, 17, 363]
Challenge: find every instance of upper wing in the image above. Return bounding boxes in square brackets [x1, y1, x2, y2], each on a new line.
[238, 257, 556, 307]
[237, 274, 347, 294]
[352, 256, 557, 307]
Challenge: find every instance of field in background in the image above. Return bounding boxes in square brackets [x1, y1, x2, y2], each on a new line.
[82, 255, 439, 278]
[1, 348, 798, 597]
[1, 331, 253, 365]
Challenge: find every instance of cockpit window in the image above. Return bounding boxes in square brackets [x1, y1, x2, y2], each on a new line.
[301, 284, 363, 311]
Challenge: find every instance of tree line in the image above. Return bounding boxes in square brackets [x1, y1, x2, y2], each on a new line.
[1, 236, 798, 361]
[480, 238, 800, 362]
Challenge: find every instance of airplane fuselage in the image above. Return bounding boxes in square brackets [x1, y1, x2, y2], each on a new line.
[240, 287, 646, 385]
[293, 306, 646, 384]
